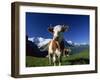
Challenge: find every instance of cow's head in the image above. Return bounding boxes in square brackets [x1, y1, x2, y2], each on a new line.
[48, 25, 68, 41]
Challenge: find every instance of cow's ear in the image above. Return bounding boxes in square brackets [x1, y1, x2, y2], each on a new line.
[61, 25, 69, 32]
[48, 27, 54, 33]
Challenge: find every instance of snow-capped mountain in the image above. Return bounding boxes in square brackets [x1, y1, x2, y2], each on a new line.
[66, 40, 88, 46]
[27, 36, 89, 56]
[28, 37, 51, 48]
[28, 37, 88, 49]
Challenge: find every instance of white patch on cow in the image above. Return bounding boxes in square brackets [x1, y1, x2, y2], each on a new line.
[53, 25, 62, 32]
[53, 54, 56, 65]
[55, 49, 61, 56]
[53, 25, 64, 42]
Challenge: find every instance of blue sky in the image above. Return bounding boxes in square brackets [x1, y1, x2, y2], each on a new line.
[26, 12, 89, 44]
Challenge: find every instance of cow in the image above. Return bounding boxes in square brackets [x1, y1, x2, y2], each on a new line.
[48, 25, 68, 66]
[63, 48, 71, 57]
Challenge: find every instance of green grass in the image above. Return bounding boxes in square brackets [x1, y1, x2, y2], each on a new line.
[64, 49, 89, 61]
[26, 56, 49, 67]
[61, 49, 89, 65]
[26, 49, 89, 67]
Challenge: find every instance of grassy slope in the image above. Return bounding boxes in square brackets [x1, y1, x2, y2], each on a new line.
[26, 49, 89, 67]
[62, 49, 89, 65]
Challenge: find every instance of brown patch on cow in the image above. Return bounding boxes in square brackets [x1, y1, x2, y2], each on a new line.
[53, 38, 65, 52]
[48, 27, 54, 33]
[51, 40, 60, 51]
[50, 40, 64, 52]
[48, 39, 65, 55]
[61, 25, 69, 32]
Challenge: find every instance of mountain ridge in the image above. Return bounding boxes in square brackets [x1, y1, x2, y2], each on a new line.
[28, 37, 89, 48]
[26, 36, 89, 57]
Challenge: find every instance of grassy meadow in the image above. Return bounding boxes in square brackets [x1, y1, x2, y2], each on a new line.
[26, 49, 89, 67]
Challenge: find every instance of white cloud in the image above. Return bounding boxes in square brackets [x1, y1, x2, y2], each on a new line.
[74, 43, 80, 46]
[74, 42, 88, 46]
[81, 42, 87, 45]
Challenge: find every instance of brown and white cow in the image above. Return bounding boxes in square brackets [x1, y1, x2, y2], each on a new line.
[48, 25, 68, 66]
[63, 48, 71, 57]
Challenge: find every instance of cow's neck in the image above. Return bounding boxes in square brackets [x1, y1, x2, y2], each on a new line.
[53, 37, 63, 43]
[53, 36, 64, 51]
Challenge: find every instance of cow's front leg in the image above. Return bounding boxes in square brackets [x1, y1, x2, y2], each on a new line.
[58, 54, 62, 66]
[57, 51, 62, 66]
[53, 54, 56, 66]
[48, 54, 52, 65]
